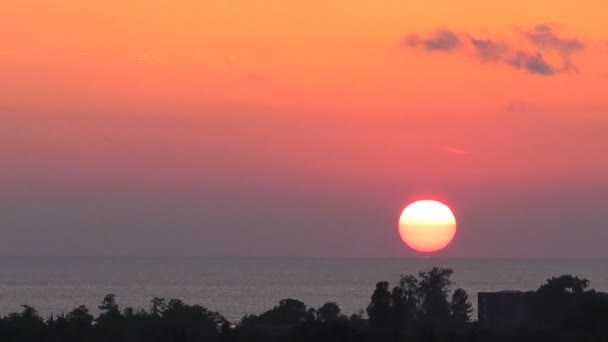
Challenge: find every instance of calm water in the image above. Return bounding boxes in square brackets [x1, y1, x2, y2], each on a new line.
[0, 257, 606, 322]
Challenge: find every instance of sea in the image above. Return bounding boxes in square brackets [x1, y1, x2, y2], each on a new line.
[0, 257, 606, 322]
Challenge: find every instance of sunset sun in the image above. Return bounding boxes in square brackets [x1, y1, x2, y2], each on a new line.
[398, 200, 457, 253]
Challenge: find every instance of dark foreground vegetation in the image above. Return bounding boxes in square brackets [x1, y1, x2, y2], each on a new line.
[1, 267, 607, 342]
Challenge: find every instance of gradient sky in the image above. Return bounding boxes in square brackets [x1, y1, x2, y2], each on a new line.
[2, 0, 608, 257]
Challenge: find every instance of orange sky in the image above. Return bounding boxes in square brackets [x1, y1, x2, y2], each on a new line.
[2, 0, 607, 112]
[1, 0, 608, 256]
[2, 0, 607, 184]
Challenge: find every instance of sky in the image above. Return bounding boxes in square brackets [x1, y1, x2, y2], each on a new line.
[1, 0, 608, 258]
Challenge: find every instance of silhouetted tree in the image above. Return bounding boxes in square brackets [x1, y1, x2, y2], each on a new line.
[96, 294, 126, 342]
[255, 298, 313, 326]
[528, 275, 592, 329]
[4, 305, 46, 342]
[316, 302, 343, 322]
[450, 288, 472, 323]
[390, 275, 421, 339]
[395, 274, 420, 325]
[1, 269, 608, 342]
[538, 275, 589, 294]
[43, 305, 94, 341]
[65, 305, 94, 328]
[367, 281, 392, 331]
[151, 297, 167, 317]
[418, 267, 453, 322]
[99, 294, 120, 313]
[159, 299, 226, 342]
[123, 307, 135, 317]
[239, 298, 316, 340]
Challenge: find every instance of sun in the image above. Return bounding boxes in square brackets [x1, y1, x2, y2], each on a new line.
[398, 200, 457, 253]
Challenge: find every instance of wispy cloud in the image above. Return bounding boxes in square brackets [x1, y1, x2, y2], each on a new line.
[524, 25, 584, 55]
[0, 50, 15, 55]
[403, 25, 588, 76]
[445, 146, 472, 155]
[68, 52, 96, 56]
[135, 54, 157, 59]
[405, 30, 461, 51]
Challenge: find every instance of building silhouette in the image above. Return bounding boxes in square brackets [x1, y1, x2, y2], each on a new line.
[478, 291, 528, 328]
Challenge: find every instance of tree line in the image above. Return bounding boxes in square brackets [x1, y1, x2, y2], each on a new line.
[1, 267, 607, 342]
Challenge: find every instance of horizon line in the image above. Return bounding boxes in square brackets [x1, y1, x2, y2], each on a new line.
[0, 255, 606, 260]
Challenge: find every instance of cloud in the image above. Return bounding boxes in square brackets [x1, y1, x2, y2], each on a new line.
[525, 25, 584, 55]
[406, 30, 461, 51]
[522, 25, 584, 72]
[507, 52, 555, 75]
[403, 25, 587, 76]
[470, 38, 509, 62]
[0, 50, 15, 55]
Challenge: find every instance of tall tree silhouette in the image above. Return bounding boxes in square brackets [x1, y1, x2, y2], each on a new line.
[399, 274, 421, 322]
[367, 281, 392, 330]
[418, 267, 453, 322]
[96, 294, 125, 342]
[450, 288, 472, 323]
[98, 294, 120, 314]
[150, 297, 167, 318]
